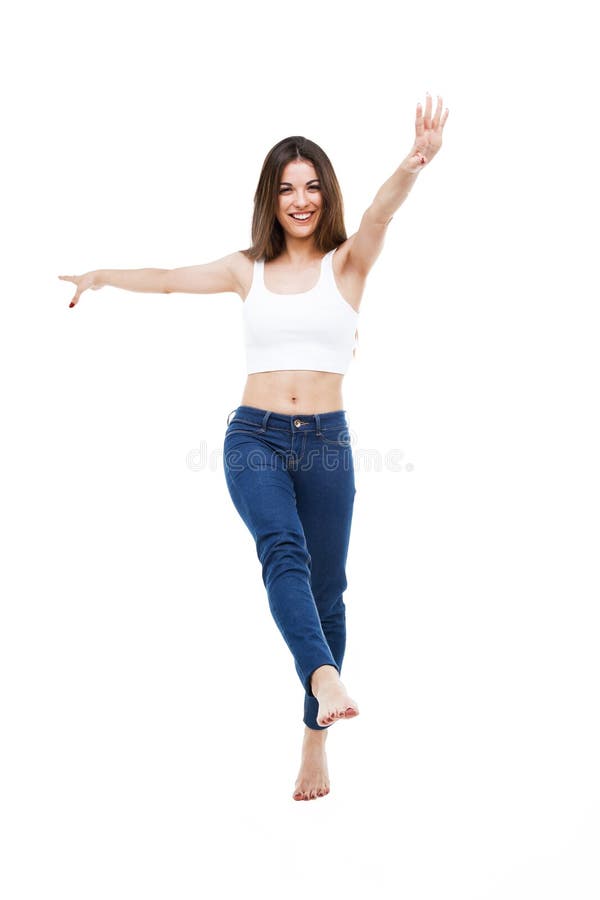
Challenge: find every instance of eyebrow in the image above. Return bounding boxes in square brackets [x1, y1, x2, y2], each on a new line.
[279, 178, 320, 186]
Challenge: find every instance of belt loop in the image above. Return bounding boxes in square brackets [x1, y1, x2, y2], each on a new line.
[226, 408, 237, 425]
[260, 410, 271, 432]
[314, 413, 322, 436]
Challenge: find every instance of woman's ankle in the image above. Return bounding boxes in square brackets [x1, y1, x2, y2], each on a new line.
[304, 723, 329, 740]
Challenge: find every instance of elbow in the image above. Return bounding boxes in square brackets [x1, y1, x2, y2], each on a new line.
[162, 270, 173, 294]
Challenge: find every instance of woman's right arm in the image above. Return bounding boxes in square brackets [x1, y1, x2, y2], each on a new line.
[59, 251, 244, 308]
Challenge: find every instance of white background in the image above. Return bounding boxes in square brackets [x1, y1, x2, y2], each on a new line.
[2, 0, 599, 897]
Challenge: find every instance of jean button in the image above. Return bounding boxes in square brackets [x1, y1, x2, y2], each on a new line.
[294, 419, 301, 427]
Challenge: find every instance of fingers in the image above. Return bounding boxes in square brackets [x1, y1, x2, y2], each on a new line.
[424, 91, 432, 131]
[417, 94, 450, 132]
[415, 100, 424, 137]
[59, 274, 82, 307]
[60, 275, 76, 307]
[432, 95, 449, 130]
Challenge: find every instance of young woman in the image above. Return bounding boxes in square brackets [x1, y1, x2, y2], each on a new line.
[59, 93, 449, 801]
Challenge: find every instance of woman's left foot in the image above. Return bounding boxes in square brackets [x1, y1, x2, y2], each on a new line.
[310, 666, 360, 728]
[315, 681, 360, 727]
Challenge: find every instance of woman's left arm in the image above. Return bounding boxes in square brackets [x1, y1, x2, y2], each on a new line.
[346, 93, 449, 277]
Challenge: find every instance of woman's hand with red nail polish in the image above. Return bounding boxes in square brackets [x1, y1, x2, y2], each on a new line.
[58, 271, 104, 308]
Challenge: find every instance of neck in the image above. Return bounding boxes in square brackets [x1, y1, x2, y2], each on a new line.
[281, 236, 321, 265]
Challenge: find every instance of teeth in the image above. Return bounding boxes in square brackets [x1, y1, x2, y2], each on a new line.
[291, 213, 311, 220]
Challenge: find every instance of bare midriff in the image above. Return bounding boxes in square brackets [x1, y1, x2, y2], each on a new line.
[240, 370, 345, 415]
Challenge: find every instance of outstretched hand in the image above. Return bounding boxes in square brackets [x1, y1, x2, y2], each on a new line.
[404, 93, 449, 173]
[58, 271, 103, 308]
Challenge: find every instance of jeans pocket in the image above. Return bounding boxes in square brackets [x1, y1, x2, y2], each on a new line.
[225, 418, 264, 437]
[317, 427, 352, 446]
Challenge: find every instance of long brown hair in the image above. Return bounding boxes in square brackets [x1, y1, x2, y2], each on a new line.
[243, 136, 347, 263]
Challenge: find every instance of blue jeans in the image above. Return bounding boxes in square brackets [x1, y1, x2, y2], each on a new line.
[223, 405, 357, 730]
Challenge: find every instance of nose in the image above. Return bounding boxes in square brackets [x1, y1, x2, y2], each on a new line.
[291, 190, 309, 209]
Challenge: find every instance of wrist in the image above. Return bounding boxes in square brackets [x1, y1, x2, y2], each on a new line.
[399, 156, 423, 176]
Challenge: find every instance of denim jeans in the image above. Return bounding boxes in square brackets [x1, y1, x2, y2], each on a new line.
[223, 405, 357, 730]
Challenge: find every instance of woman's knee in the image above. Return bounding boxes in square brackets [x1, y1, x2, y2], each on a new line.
[257, 529, 310, 574]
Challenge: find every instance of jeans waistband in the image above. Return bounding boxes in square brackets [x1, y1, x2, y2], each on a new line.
[226, 404, 348, 432]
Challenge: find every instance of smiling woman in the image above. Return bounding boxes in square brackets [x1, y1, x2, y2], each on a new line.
[59, 95, 450, 802]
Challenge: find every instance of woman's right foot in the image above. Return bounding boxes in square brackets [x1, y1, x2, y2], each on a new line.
[293, 727, 330, 801]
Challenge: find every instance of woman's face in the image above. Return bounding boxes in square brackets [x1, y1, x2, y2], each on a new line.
[276, 159, 322, 240]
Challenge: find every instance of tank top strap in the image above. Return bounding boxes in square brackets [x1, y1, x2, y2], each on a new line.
[253, 257, 265, 293]
[320, 247, 337, 284]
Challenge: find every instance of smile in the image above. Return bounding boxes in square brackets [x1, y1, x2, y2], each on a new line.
[289, 212, 314, 222]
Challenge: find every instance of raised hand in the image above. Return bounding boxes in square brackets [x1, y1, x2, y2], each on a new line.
[404, 93, 449, 173]
[58, 271, 103, 308]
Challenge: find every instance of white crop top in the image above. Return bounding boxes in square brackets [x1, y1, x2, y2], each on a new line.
[242, 247, 359, 375]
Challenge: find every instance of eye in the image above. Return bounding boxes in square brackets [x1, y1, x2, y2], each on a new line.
[279, 185, 321, 194]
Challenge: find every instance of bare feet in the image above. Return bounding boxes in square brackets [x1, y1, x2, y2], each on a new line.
[293, 727, 330, 801]
[311, 665, 360, 727]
